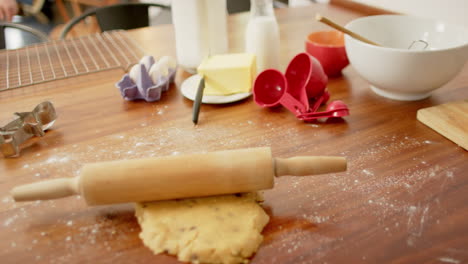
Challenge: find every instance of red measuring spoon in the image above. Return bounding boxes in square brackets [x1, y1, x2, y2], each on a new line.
[308, 90, 330, 114]
[298, 100, 349, 121]
[253, 53, 329, 115]
[298, 54, 328, 99]
[253, 68, 309, 115]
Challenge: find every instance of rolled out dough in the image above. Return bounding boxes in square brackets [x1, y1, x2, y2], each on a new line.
[135, 193, 269, 264]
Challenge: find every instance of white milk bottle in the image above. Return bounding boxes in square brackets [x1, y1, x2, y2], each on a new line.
[245, 0, 280, 73]
[172, 0, 228, 72]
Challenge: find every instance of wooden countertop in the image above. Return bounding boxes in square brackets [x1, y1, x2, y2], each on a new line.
[1, 4, 467, 264]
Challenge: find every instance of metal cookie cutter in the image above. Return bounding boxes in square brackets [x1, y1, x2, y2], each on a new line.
[0, 101, 57, 158]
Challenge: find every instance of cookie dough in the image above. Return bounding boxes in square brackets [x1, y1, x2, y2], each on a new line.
[135, 193, 269, 264]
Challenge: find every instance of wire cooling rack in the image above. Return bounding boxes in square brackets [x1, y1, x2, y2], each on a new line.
[0, 30, 144, 92]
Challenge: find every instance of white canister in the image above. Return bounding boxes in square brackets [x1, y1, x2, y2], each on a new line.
[171, 0, 228, 72]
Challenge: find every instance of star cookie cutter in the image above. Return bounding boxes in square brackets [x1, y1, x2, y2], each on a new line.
[0, 101, 57, 158]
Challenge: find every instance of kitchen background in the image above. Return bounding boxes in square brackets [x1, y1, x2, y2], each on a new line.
[9, 0, 468, 37]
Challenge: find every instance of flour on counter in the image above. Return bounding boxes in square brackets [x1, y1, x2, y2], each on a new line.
[439, 257, 461, 264]
[4, 215, 18, 227]
[2, 196, 11, 203]
[303, 214, 329, 224]
[45, 156, 70, 164]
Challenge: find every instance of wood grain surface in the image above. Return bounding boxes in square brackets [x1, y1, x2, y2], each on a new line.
[1, 4, 468, 264]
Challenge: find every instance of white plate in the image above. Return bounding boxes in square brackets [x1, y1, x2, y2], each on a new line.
[180, 74, 252, 104]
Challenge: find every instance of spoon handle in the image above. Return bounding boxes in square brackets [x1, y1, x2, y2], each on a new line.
[316, 14, 381, 46]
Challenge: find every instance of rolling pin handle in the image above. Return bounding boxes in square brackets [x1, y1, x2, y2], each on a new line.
[11, 177, 80, 202]
[274, 156, 347, 177]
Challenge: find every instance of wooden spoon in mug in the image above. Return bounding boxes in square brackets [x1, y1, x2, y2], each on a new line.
[315, 14, 381, 46]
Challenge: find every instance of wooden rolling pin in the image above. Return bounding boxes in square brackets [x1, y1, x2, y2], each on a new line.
[11, 147, 346, 205]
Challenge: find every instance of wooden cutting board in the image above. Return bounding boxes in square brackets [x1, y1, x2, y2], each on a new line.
[417, 100, 468, 150]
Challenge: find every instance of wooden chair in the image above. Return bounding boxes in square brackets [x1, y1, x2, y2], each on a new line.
[227, 0, 251, 14]
[227, 0, 289, 14]
[18, 0, 50, 24]
[58, 2, 170, 39]
[0, 22, 49, 49]
[54, 0, 121, 23]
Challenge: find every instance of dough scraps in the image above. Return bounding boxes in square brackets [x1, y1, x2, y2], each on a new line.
[135, 193, 269, 264]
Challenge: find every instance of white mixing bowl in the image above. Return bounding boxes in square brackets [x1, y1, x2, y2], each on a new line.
[345, 15, 468, 101]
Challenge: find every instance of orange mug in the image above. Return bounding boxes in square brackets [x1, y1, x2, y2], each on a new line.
[305, 30, 349, 77]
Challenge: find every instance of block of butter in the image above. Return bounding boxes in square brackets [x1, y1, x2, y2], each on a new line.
[197, 53, 256, 96]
